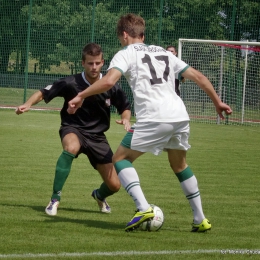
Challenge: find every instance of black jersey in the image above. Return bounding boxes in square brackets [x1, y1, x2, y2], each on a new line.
[40, 72, 131, 134]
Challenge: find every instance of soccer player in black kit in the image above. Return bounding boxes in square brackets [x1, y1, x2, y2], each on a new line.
[16, 43, 131, 216]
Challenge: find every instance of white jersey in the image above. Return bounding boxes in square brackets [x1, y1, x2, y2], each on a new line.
[108, 43, 190, 122]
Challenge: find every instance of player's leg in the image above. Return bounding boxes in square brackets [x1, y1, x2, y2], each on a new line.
[165, 121, 211, 231]
[86, 134, 120, 213]
[113, 144, 150, 212]
[113, 127, 155, 231]
[45, 132, 80, 216]
[168, 149, 211, 232]
[96, 163, 120, 192]
[115, 122, 178, 214]
[91, 163, 120, 213]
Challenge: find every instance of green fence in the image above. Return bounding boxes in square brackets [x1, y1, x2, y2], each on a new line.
[0, 0, 259, 124]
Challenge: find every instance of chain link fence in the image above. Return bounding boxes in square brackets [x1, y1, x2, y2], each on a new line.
[0, 0, 259, 124]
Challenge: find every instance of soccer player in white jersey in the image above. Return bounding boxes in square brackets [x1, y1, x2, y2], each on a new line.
[68, 13, 232, 232]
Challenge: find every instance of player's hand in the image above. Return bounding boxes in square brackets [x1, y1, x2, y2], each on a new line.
[67, 96, 84, 114]
[116, 119, 131, 131]
[15, 105, 30, 115]
[216, 102, 232, 119]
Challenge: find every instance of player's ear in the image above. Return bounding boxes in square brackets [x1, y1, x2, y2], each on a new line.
[123, 31, 128, 40]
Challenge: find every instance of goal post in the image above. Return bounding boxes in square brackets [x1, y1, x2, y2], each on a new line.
[178, 38, 260, 125]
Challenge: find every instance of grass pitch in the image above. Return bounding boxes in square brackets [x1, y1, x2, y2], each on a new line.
[0, 109, 260, 260]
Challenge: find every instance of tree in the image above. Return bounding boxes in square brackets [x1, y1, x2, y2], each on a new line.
[0, 0, 28, 73]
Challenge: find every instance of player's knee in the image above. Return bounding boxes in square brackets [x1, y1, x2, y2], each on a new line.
[64, 146, 79, 155]
[108, 181, 121, 192]
[169, 162, 187, 174]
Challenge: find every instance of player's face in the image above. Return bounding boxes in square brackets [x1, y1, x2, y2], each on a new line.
[82, 54, 104, 83]
[167, 47, 177, 56]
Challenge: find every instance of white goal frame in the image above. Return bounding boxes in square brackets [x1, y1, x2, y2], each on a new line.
[178, 38, 260, 125]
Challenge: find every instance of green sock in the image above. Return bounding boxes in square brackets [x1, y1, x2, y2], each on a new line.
[175, 166, 194, 183]
[96, 182, 115, 200]
[51, 150, 75, 201]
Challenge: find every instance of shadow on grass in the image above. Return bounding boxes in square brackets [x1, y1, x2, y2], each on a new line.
[1, 203, 99, 214]
[1, 203, 199, 232]
[44, 214, 124, 230]
[1, 203, 124, 230]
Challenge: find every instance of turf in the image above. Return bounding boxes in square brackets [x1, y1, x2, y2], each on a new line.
[0, 109, 260, 260]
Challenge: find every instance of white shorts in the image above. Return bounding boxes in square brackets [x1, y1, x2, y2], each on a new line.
[121, 121, 191, 155]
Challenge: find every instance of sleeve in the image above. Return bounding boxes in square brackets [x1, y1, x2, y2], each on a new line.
[171, 55, 190, 80]
[109, 82, 131, 114]
[40, 78, 67, 104]
[107, 50, 129, 75]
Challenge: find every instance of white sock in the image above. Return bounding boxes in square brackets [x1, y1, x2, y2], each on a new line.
[118, 167, 150, 212]
[180, 175, 205, 224]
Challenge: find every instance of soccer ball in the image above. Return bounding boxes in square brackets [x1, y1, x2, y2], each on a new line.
[138, 204, 164, 232]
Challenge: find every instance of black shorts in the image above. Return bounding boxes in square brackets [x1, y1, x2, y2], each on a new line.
[59, 126, 113, 169]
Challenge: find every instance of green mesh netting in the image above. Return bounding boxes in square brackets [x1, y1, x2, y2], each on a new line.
[0, 0, 259, 125]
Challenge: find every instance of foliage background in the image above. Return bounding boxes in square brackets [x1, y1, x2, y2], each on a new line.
[0, 0, 259, 125]
[1, 0, 259, 74]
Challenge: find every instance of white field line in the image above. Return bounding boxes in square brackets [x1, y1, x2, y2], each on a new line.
[0, 249, 260, 258]
[0, 106, 60, 111]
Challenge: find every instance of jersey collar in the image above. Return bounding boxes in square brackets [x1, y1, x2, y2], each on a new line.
[81, 72, 103, 85]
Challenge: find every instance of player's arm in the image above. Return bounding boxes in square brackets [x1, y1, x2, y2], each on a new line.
[116, 109, 131, 131]
[182, 67, 232, 119]
[15, 90, 44, 115]
[68, 68, 122, 114]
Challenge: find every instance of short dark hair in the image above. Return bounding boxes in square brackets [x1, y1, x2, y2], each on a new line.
[166, 45, 177, 51]
[116, 13, 145, 38]
[82, 43, 103, 61]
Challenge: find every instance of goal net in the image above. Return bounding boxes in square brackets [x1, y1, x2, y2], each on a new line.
[178, 39, 260, 125]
